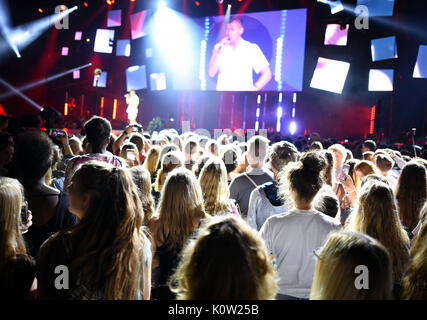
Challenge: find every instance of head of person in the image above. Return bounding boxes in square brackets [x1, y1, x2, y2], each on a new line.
[206, 139, 220, 157]
[320, 150, 335, 187]
[129, 133, 144, 154]
[192, 154, 214, 178]
[328, 144, 347, 169]
[313, 185, 340, 218]
[171, 135, 183, 151]
[362, 151, 374, 161]
[155, 167, 207, 247]
[69, 136, 83, 156]
[144, 145, 162, 176]
[65, 161, 146, 299]
[159, 144, 179, 164]
[199, 158, 231, 215]
[83, 116, 111, 152]
[0, 132, 13, 167]
[362, 140, 377, 153]
[154, 151, 184, 193]
[221, 147, 239, 176]
[310, 230, 392, 300]
[375, 154, 394, 176]
[309, 141, 323, 151]
[347, 181, 410, 283]
[279, 151, 326, 206]
[401, 201, 427, 299]
[120, 142, 140, 166]
[226, 18, 244, 45]
[247, 136, 269, 168]
[171, 215, 278, 300]
[13, 131, 54, 187]
[354, 160, 377, 190]
[0, 177, 27, 261]
[184, 139, 199, 161]
[268, 141, 298, 178]
[129, 166, 155, 223]
[395, 161, 427, 230]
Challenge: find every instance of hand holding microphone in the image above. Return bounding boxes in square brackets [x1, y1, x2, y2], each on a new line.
[215, 36, 230, 51]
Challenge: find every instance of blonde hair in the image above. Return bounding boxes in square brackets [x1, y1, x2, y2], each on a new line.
[401, 201, 427, 299]
[67, 161, 148, 299]
[171, 215, 278, 299]
[346, 182, 410, 283]
[199, 158, 234, 215]
[129, 166, 155, 224]
[354, 160, 377, 190]
[310, 230, 392, 300]
[0, 177, 27, 262]
[152, 168, 207, 248]
[153, 151, 183, 193]
[120, 142, 140, 166]
[144, 145, 161, 176]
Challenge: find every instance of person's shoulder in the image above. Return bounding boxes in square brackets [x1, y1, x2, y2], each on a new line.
[313, 209, 341, 228]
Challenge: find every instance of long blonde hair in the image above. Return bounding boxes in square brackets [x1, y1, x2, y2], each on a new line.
[401, 201, 427, 299]
[129, 166, 155, 224]
[346, 181, 410, 283]
[0, 177, 27, 262]
[152, 167, 207, 248]
[67, 161, 148, 299]
[153, 151, 183, 193]
[310, 230, 392, 300]
[144, 145, 161, 176]
[354, 160, 377, 190]
[171, 215, 278, 299]
[199, 158, 234, 215]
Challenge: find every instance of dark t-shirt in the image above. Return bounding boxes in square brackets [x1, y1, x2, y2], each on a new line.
[0, 254, 36, 299]
[24, 192, 78, 257]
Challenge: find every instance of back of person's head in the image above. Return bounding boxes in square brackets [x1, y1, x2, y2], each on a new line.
[362, 151, 374, 161]
[360, 174, 389, 188]
[69, 136, 83, 156]
[217, 134, 229, 146]
[156, 167, 206, 247]
[328, 144, 347, 167]
[354, 160, 377, 189]
[206, 139, 220, 157]
[144, 145, 162, 176]
[395, 161, 427, 230]
[171, 215, 278, 300]
[129, 133, 144, 152]
[129, 166, 155, 223]
[184, 139, 198, 157]
[221, 147, 238, 175]
[120, 142, 140, 165]
[309, 141, 323, 151]
[68, 161, 146, 299]
[314, 185, 339, 218]
[269, 141, 298, 172]
[401, 201, 427, 299]
[0, 177, 27, 261]
[171, 135, 183, 151]
[192, 154, 214, 178]
[247, 135, 269, 166]
[375, 154, 394, 174]
[279, 151, 326, 203]
[83, 116, 111, 150]
[198, 136, 209, 150]
[363, 140, 377, 152]
[310, 230, 392, 300]
[347, 182, 409, 283]
[154, 151, 184, 192]
[159, 144, 179, 163]
[320, 150, 335, 186]
[199, 158, 230, 215]
[13, 131, 54, 185]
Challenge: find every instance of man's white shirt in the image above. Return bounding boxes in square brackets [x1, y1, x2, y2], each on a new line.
[216, 38, 269, 91]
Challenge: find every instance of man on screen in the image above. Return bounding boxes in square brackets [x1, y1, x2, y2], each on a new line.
[208, 18, 272, 91]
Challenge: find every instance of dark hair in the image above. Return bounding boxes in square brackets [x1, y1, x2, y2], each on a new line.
[280, 151, 326, 202]
[363, 140, 376, 152]
[269, 141, 298, 172]
[0, 132, 13, 150]
[221, 148, 238, 174]
[376, 154, 394, 173]
[314, 186, 340, 218]
[13, 131, 54, 184]
[84, 116, 111, 149]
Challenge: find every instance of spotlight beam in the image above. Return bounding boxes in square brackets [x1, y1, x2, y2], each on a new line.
[0, 63, 92, 101]
[0, 77, 42, 110]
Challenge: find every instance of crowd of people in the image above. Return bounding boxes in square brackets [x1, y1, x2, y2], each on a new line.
[0, 114, 426, 300]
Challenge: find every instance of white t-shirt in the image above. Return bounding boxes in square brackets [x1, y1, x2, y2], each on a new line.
[259, 208, 341, 299]
[216, 38, 269, 91]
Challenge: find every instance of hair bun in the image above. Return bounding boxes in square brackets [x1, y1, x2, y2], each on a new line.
[300, 152, 326, 173]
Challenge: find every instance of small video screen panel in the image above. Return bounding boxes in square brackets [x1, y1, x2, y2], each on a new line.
[368, 69, 394, 91]
[310, 57, 350, 94]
